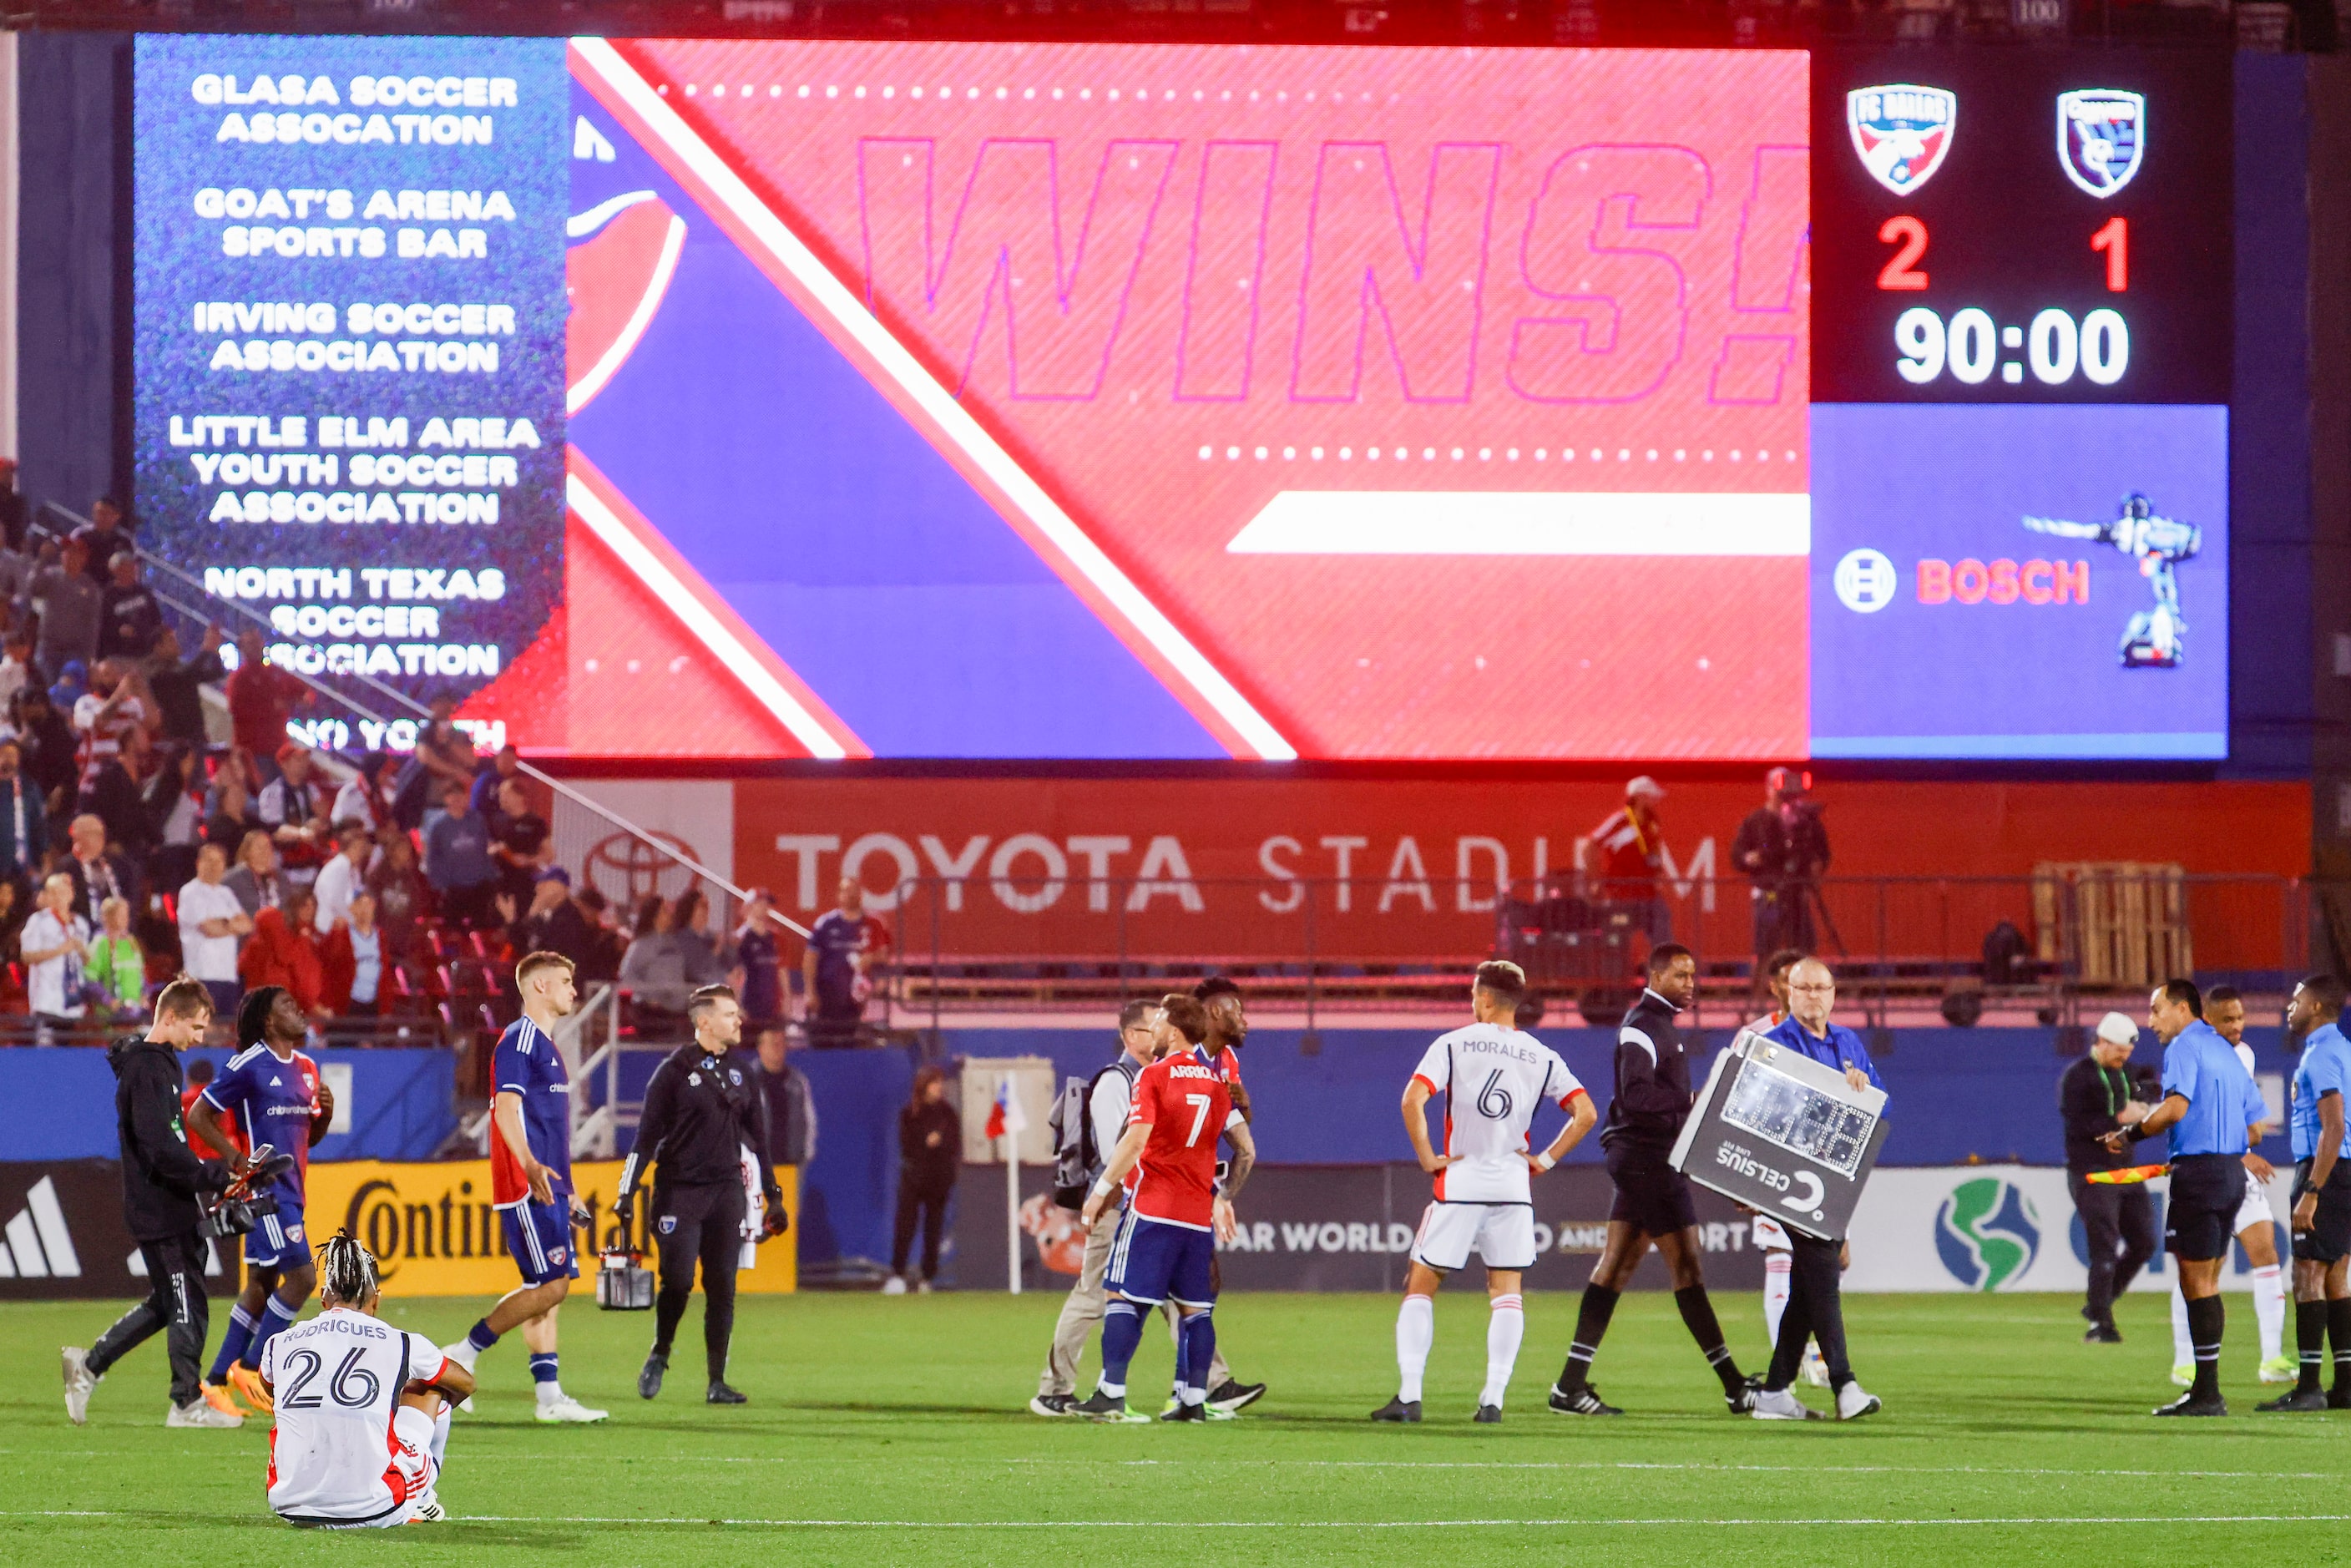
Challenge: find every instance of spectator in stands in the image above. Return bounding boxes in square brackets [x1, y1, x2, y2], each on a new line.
[224, 628, 307, 783]
[143, 623, 225, 751]
[804, 876, 891, 1048]
[0, 736, 48, 883]
[88, 895, 147, 1016]
[143, 742, 205, 895]
[311, 820, 371, 933]
[320, 889, 382, 1018]
[48, 657, 87, 713]
[0, 458, 22, 551]
[423, 778, 498, 928]
[256, 743, 331, 885]
[508, 867, 594, 972]
[732, 889, 783, 1031]
[364, 827, 428, 964]
[73, 657, 149, 800]
[1580, 776, 1671, 943]
[887, 1066, 960, 1294]
[64, 812, 138, 932]
[573, 884, 622, 984]
[204, 764, 264, 852]
[619, 893, 725, 1021]
[32, 539, 101, 681]
[488, 776, 550, 910]
[99, 554, 160, 660]
[0, 878, 31, 1012]
[238, 886, 325, 1019]
[21, 870, 93, 1030]
[331, 751, 392, 835]
[410, 695, 478, 797]
[223, 828, 284, 918]
[80, 722, 158, 857]
[73, 498, 132, 584]
[9, 684, 77, 828]
[178, 841, 250, 1017]
[0, 630, 35, 716]
[677, 887, 731, 980]
[469, 741, 526, 816]
[751, 1023, 816, 1169]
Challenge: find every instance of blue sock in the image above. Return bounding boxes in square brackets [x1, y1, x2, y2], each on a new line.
[1099, 1301, 1144, 1395]
[1178, 1311, 1216, 1406]
[529, 1353, 559, 1387]
[209, 1305, 256, 1382]
[241, 1294, 300, 1370]
[467, 1319, 500, 1353]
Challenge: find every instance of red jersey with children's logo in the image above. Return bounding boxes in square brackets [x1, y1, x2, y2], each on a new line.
[1124, 1045, 1237, 1231]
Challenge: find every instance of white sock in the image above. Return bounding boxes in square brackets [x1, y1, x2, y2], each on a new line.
[1396, 1294, 1434, 1404]
[1481, 1294, 1524, 1409]
[2253, 1264, 2287, 1363]
[536, 1380, 564, 1406]
[430, 1404, 452, 1468]
[1763, 1251, 1791, 1347]
[2172, 1283, 2192, 1368]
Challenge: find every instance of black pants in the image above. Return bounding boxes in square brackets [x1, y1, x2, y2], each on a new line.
[892, 1175, 952, 1280]
[1767, 1232, 1852, 1390]
[89, 1231, 210, 1408]
[650, 1182, 746, 1384]
[2070, 1171, 2157, 1328]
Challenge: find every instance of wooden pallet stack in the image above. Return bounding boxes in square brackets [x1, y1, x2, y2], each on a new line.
[2031, 862, 2194, 989]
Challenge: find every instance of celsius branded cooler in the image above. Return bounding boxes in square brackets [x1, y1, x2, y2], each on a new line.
[1671, 1032, 1890, 1242]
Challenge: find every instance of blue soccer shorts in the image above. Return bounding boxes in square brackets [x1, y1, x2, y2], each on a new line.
[501, 1197, 580, 1284]
[243, 1202, 308, 1270]
[1104, 1211, 1215, 1308]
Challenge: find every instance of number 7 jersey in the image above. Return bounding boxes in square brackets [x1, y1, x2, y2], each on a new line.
[1125, 1044, 1241, 1231]
[1411, 1023, 1586, 1203]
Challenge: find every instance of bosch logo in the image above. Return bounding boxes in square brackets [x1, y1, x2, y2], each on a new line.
[1917, 558, 2089, 607]
[1833, 549, 1898, 614]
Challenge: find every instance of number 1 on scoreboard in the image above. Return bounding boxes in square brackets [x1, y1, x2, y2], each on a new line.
[2091, 216, 2127, 292]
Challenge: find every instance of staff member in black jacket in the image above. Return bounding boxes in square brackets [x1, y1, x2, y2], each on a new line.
[2062, 1010, 2158, 1344]
[1549, 943, 1755, 1417]
[63, 978, 248, 1427]
[617, 984, 785, 1406]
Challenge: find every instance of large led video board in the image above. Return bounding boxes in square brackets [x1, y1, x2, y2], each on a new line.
[131, 37, 2231, 761]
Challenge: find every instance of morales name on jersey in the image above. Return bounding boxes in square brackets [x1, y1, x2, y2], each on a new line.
[1412, 1023, 1586, 1204]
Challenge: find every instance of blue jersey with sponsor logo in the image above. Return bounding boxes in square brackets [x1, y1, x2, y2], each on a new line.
[200, 1043, 319, 1206]
[491, 1016, 571, 1206]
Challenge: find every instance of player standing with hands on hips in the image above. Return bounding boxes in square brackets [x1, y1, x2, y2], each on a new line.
[1375, 959, 1595, 1424]
[2101, 978, 2263, 1415]
[619, 984, 786, 1405]
[2258, 975, 2351, 1412]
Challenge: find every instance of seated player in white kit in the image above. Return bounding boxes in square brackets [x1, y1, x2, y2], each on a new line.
[259, 1232, 473, 1527]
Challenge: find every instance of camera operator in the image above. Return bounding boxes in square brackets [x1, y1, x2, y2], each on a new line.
[1732, 767, 1832, 984]
[63, 977, 248, 1427]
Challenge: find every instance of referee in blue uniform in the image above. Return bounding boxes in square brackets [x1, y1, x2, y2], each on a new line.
[2105, 978, 2263, 1415]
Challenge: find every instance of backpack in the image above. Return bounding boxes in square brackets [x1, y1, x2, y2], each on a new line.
[1050, 1056, 1140, 1211]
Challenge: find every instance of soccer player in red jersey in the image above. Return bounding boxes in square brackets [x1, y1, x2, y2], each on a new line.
[1075, 994, 1257, 1422]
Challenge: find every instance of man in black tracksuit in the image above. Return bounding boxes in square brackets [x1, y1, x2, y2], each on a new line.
[1550, 943, 1753, 1416]
[66, 979, 245, 1426]
[2062, 1010, 2160, 1342]
[618, 984, 784, 1404]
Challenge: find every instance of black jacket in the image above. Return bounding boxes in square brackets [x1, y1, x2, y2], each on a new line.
[2060, 1055, 2149, 1175]
[620, 1044, 781, 1203]
[1600, 988, 1696, 1153]
[754, 1060, 816, 1167]
[899, 1100, 962, 1190]
[109, 1034, 230, 1241]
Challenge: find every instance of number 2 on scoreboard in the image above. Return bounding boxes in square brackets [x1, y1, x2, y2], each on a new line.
[1876, 215, 1929, 291]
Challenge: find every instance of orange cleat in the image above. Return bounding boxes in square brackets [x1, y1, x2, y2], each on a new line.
[200, 1381, 248, 1418]
[227, 1362, 274, 1415]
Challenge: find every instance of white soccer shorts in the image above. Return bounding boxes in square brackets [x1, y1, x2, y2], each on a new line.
[2234, 1171, 2278, 1241]
[1410, 1202, 1536, 1273]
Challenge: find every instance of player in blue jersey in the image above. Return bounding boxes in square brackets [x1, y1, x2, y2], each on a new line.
[437, 951, 608, 1422]
[185, 985, 331, 1419]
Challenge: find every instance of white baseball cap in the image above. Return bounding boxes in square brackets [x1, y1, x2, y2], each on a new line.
[1625, 776, 1666, 802]
[2095, 1010, 2139, 1046]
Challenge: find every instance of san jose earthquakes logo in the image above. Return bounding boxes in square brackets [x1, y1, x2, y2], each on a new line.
[1848, 84, 1957, 195]
[2057, 89, 2145, 197]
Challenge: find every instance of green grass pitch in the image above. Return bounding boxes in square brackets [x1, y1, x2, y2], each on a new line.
[3, 1287, 2347, 1565]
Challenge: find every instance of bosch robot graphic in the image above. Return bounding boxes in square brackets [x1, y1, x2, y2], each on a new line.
[2023, 493, 2200, 669]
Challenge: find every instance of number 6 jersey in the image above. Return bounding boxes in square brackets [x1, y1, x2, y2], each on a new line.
[1410, 1023, 1586, 1203]
[261, 1307, 447, 1525]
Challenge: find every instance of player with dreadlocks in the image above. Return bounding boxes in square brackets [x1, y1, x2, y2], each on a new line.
[258, 1232, 473, 1527]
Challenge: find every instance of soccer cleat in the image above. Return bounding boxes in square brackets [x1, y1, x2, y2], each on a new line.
[638, 1352, 666, 1400]
[2083, 1325, 2123, 1345]
[1368, 1397, 1422, 1423]
[880, 1276, 908, 1296]
[227, 1362, 274, 1415]
[2153, 1391, 2227, 1417]
[706, 1381, 747, 1405]
[1474, 1404, 1502, 1424]
[1160, 1401, 1207, 1423]
[406, 1491, 446, 1524]
[1751, 1387, 1822, 1422]
[438, 1339, 479, 1413]
[61, 1347, 96, 1426]
[1835, 1383, 1883, 1421]
[534, 1394, 609, 1423]
[915, 1279, 933, 1295]
[1073, 1389, 1149, 1423]
[1546, 1383, 1622, 1416]
[200, 1381, 247, 1416]
[2260, 1354, 2298, 1384]
[166, 1397, 243, 1428]
[1198, 1404, 1236, 1421]
[1029, 1393, 1078, 1417]
[1206, 1378, 1267, 1414]
[1800, 1346, 1831, 1388]
[2257, 1388, 2328, 1413]
[1726, 1373, 1763, 1414]
[2169, 1363, 2194, 1388]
